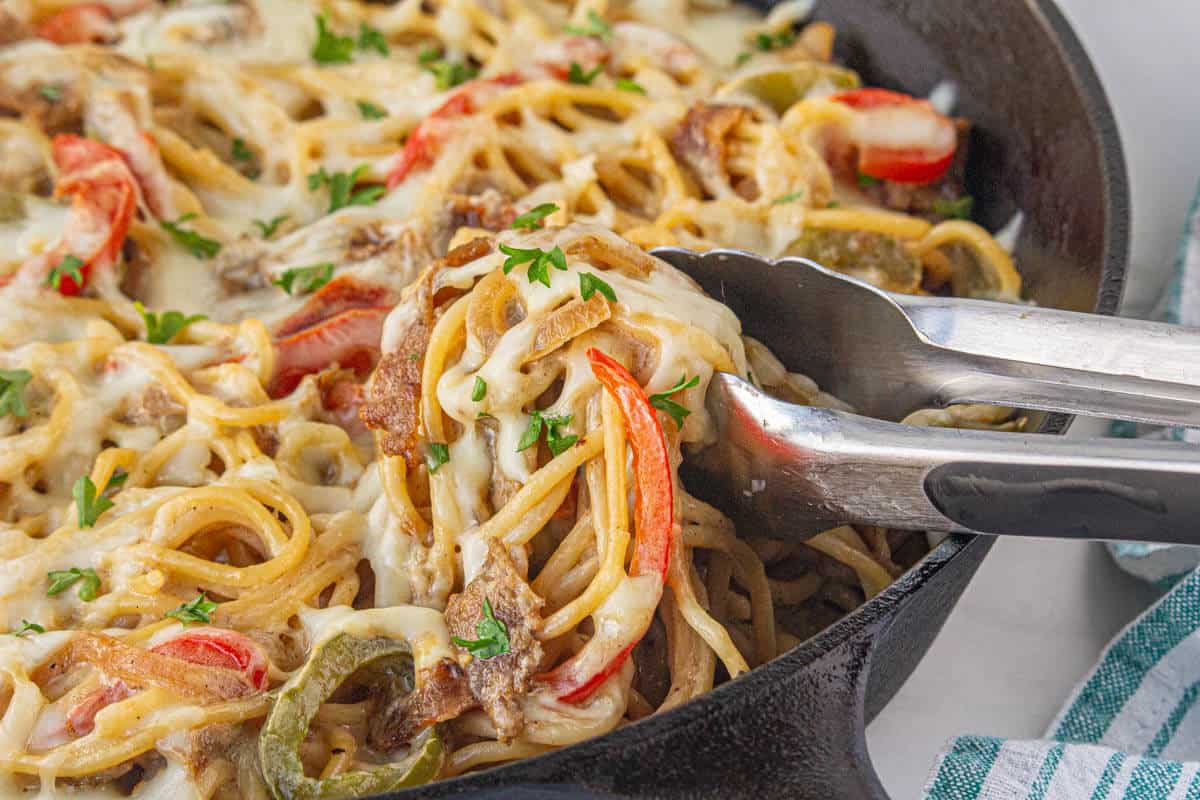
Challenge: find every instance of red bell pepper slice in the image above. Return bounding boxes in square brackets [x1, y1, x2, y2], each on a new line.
[150, 628, 270, 692]
[62, 628, 268, 738]
[386, 73, 522, 188]
[540, 348, 674, 704]
[273, 275, 395, 339]
[831, 88, 957, 185]
[268, 307, 390, 398]
[22, 135, 137, 295]
[36, 3, 117, 45]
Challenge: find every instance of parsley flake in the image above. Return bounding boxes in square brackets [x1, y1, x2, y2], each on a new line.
[734, 51, 753, 67]
[498, 243, 567, 287]
[773, 191, 804, 205]
[312, 15, 355, 65]
[273, 263, 334, 296]
[471, 376, 487, 402]
[518, 411, 577, 456]
[856, 172, 880, 188]
[615, 78, 646, 95]
[425, 442, 450, 474]
[451, 596, 510, 659]
[511, 203, 558, 230]
[253, 214, 289, 239]
[357, 99, 387, 120]
[564, 9, 611, 41]
[45, 254, 84, 292]
[933, 195, 975, 220]
[231, 137, 253, 162]
[648, 374, 700, 430]
[579, 271, 616, 302]
[425, 59, 478, 90]
[165, 593, 217, 625]
[567, 61, 603, 85]
[12, 620, 44, 636]
[0, 369, 33, 418]
[37, 84, 62, 103]
[754, 29, 795, 52]
[357, 23, 389, 56]
[161, 213, 221, 259]
[47, 566, 101, 601]
[307, 164, 386, 213]
[72, 476, 113, 529]
[135, 302, 206, 345]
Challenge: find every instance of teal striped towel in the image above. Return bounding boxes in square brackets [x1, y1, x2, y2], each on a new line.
[924, 566, 1200, 799]
[923, 189, 1200, 799]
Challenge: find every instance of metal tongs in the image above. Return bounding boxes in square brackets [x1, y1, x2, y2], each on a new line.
[652, 248, 1200, 545]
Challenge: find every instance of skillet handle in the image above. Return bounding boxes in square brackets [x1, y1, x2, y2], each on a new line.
[894, 294, 1200, 428]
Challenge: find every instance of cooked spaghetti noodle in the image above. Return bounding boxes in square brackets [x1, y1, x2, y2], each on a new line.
[0, 0, 1025, 795]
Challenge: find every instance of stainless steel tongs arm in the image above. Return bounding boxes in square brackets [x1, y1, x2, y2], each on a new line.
[705, 376, 1200, 544]
[892, 293, 1200, 428]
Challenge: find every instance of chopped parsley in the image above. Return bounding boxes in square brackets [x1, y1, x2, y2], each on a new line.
[135, 302, 206, 345]
[72, 476, 113, 529]
[231, 137, 253, 162]
[471, 376, 487, 402]
[734, 51, 753, 67]
[253, 214, 289, 239]
[273, 263, 334, 295]
[307, 165, 386, 213]
[615, 78, 646, 95]
[451, 596, 510, 659]
[45, 254, 84, 292]
[648, 374, 700, 430]
[773, 191, 804, 205]
[856, 172, 880, 188]
[0, 369, 33, 418]
[165, 593, 217, 625]
[37, 84, 62, 103]
[12, 620, 44, 636]
[425, 442, 450, 474]
[424, 59, 478, 90]
[933, 195, 975, 220]
[518, 410, 577, 456]
[161, 213, 221, 259]
[357, 99, 387, 120]
[567, 62, 603, 85]
[498, 243, 567, 288]
[579, 271, 616, 302]
[357, 23, 389, 56]
[47, 566, 101, 601]
[311, 14, 355, 64]
[564, 9, 611, 41]
[754, 29, 795, 52]
[511, 202, 558, 230]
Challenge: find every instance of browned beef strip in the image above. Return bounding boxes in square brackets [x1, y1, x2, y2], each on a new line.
[444, 539, 544, 740]
[669, 103, 751, 199]
[367, 658, 477, 751]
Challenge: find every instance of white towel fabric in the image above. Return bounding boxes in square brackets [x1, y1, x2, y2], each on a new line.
[922, 190, 1200, 799]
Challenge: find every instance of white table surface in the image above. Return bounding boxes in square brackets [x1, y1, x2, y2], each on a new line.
[867, 3, 1200, 797]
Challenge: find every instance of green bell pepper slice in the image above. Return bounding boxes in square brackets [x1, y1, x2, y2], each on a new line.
[259, 633, 444, 800]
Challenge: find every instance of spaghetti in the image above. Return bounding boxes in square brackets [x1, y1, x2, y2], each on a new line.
[0, 0, 1025, 795]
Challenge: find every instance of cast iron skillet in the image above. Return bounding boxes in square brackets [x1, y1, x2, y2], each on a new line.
[382, 1, 1130, 796]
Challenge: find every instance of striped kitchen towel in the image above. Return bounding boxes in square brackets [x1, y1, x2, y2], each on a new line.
[923, 565, 1200, 798]
[921, 188, 1200, 798]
